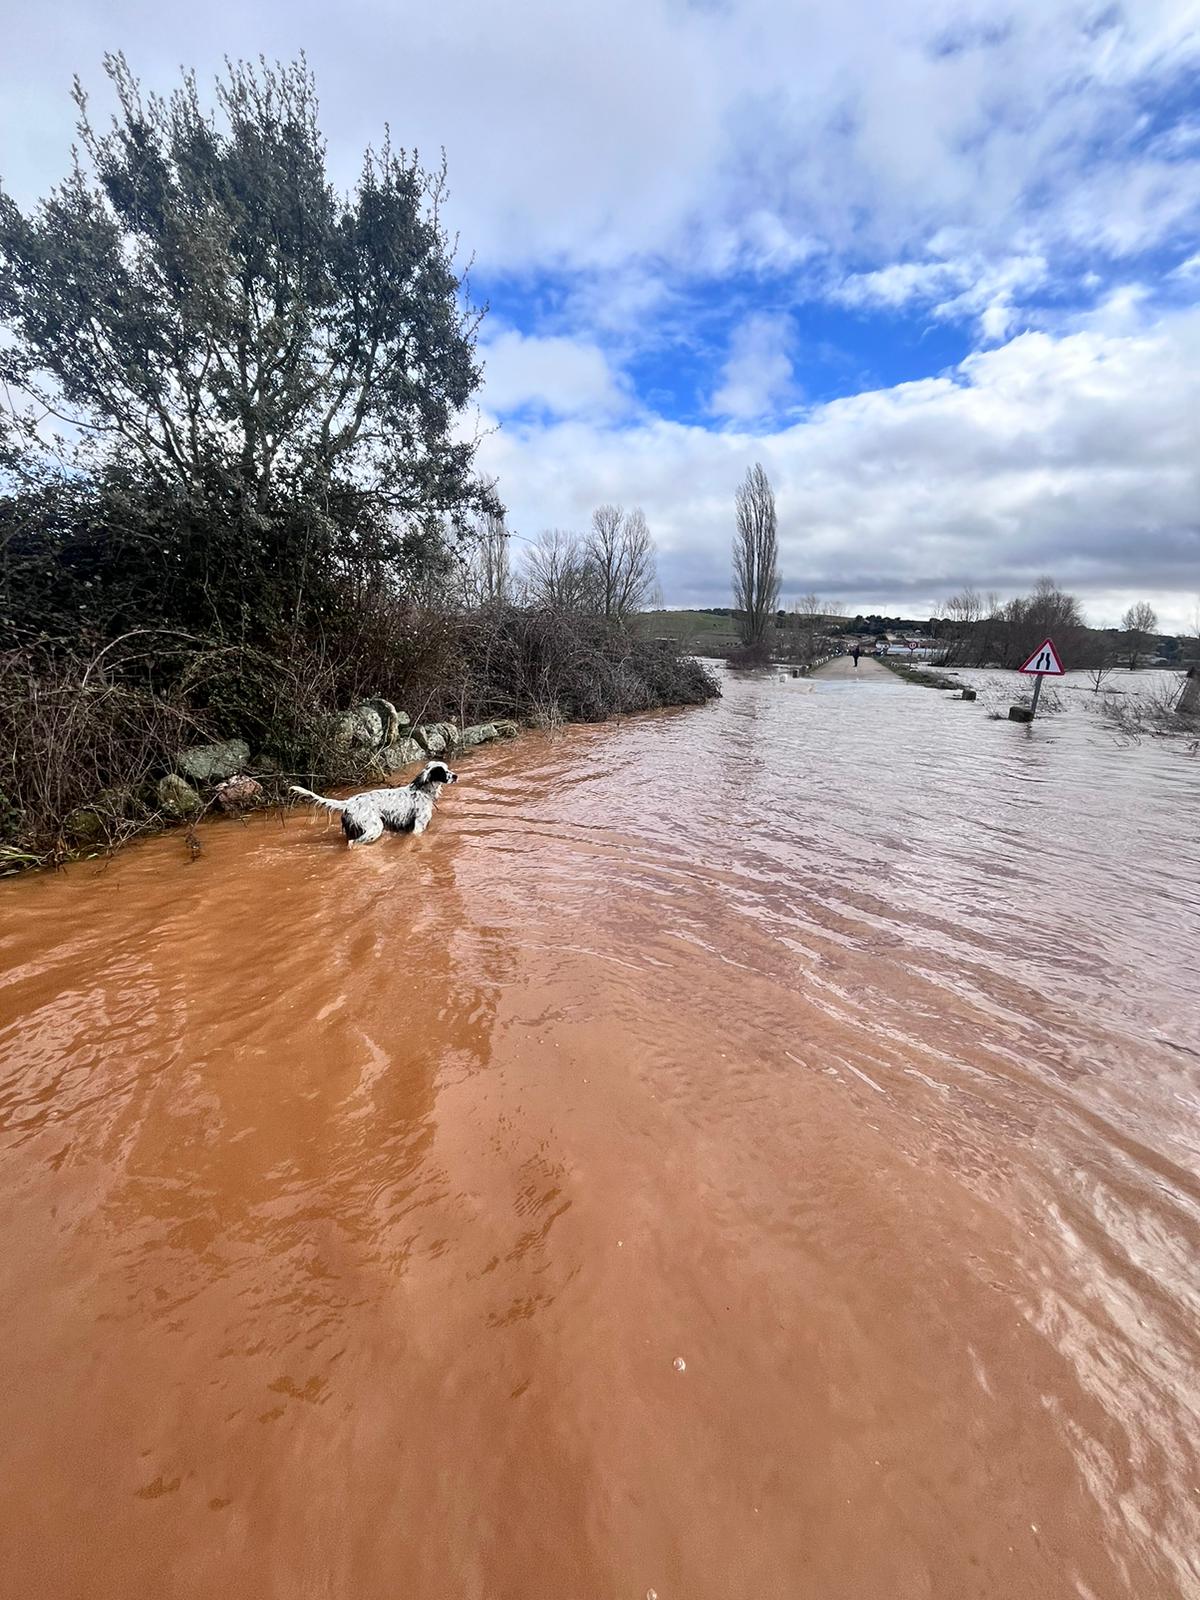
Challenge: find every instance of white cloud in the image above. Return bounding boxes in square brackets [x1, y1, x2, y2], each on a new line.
[1051, 157, 1200, 257]
[709, 314, 797, 420]
[479, 328, 630, 419]
[480, 305, 1200, 632]
[834, 260, 961, 310]
[835, 253, 1049, 341]
[2, 0, 1198, 278]
[1070, 283, 1155, 336]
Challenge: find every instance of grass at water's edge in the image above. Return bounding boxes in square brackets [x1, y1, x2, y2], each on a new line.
[877, 658, 962, 691]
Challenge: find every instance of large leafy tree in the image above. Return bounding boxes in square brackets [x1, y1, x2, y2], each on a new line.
[0, 54, 492, 642]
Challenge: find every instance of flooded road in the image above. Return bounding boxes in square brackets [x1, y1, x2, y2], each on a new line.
[2, 666, 1198, 1599]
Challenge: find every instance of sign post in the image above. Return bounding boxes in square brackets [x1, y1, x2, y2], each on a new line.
[1012, 638, 1065, 721]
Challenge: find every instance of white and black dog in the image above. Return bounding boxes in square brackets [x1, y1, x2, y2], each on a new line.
[290, 761, 458, 845]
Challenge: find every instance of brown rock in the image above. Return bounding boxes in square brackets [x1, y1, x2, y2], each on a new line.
[213, 775, 265, 812]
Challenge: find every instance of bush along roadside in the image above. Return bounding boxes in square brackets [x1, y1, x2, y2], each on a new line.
[876, 657, 962, 691]
[0, 616, 720, 873]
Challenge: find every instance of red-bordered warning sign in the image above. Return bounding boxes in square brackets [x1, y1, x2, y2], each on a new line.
[1018, 638, 1065, 676]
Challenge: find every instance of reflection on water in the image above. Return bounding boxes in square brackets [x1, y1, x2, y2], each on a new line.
[1, 665, 1198, 1599]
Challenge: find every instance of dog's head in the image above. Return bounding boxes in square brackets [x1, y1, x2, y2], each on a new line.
[413, 760, 458, 790]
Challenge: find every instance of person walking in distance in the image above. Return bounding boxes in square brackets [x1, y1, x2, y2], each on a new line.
[852, 644, 861, 668]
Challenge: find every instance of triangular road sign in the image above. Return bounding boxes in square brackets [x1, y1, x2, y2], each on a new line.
[1018, 638, 1065, 676]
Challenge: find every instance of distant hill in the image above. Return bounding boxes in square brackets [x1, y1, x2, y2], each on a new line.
[636, 610, 741, 643]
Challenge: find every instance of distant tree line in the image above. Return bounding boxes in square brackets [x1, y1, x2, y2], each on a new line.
[933, 585, 1186, 670]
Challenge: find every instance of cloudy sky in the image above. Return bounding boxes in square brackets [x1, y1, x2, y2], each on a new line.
[3, 0, 1199, 627]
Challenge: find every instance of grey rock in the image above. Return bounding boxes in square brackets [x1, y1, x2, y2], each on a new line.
[491, 719, 519, 738]
[381, 737, 426, 768]
[459, 723, 498, 748]
[330, 704, 396, 751]
[63, 806, 106, 844]
[157, 773, 203, 818]
[178, 739, 251, 782]
[413, 721, 460, 753]
[349, 705, 385, 748]
[361, 697, 402, 747]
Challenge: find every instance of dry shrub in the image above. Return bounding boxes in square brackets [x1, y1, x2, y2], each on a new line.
[1101, 675, 1198, 746]
[0, 632, 354, 864]
[0, 637, 208, 866]
[454, 609, 718, 727]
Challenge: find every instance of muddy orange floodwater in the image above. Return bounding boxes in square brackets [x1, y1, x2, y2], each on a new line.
[2, 666, 1198, 1599]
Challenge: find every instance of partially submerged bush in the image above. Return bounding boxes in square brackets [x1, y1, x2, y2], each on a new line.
[725, 643, 773, 668]
[1101, 674, 1198, 745]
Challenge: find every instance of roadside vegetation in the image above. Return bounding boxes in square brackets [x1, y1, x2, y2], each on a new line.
[876, 659, 961, 691]
[0, 57, 716, 870]
[1099, 672, 1199, 746]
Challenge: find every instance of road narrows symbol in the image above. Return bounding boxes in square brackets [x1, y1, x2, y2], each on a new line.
[1017, 638, 1065, 677]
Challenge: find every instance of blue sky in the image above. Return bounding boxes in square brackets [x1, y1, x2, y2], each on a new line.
[2, 0, 1199, 627]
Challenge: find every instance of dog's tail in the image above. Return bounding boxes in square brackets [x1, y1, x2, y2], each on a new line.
[289, 784, 346, 814]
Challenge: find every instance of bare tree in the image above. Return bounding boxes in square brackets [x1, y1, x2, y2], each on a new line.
[1121, 601, 1158, 670]
[943, 588, 984, 626]
[460, 507, 510, 607]
[520, 529, 597, 613]
[478, 509, 510, 606]
[1086, 641, 1118, 693]
[937, 587, 984, 664]
[791, 591, 840, 663]
[995, 577, 1087, 668]
[1180, 598, 1200, 710]
[977, 590, 1004, 666]
[585, 504, 658, 622]
[732, 464, 781, 651]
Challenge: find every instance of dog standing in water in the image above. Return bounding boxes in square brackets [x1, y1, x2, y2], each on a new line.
[290, 761, 458, 845]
